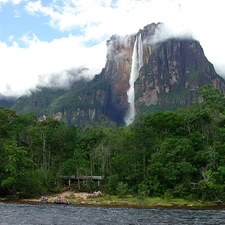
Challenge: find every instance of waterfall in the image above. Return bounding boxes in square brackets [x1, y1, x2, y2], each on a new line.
[124, 34, 143, 126]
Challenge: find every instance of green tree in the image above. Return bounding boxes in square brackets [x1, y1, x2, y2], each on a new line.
[198, 85, 225, 113]
[117, 181, 128, 198]
[0, 107, 18, 139]
[147, 137, 196, 197]
[1, 141, 34, 195]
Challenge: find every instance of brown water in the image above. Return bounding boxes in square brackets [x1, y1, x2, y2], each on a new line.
[0, 202, 225, 224]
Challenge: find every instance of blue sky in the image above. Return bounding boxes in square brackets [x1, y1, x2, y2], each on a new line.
[0, 0, 225, 97]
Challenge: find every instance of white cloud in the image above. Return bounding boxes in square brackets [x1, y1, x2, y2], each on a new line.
[0, 0, 22, 4]
[7, 35, 14, 42]
[25, 0, 43, 15]
[12, 0, 22, 4]
[0, 34, 106, 97]
[1, 0, 225, 97]
[0, 0, 23, 11]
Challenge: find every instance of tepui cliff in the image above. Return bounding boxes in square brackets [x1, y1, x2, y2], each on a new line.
[10, 23, 225, 126]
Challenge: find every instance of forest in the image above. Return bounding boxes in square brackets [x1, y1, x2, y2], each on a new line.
[1, 85, 225, 202]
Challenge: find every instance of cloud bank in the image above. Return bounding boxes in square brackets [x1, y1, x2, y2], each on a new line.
[0, 35, 106, 97]
[0, 0, 225, 97]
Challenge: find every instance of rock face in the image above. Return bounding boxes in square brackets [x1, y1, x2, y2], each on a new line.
[10, 23, 225, 126]
[49, 73, 112, 126]
[104, 34, 135, 113]
[103, 23, 225, 123]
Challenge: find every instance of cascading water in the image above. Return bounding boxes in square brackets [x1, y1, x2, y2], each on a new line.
[124, 34, 143, 126]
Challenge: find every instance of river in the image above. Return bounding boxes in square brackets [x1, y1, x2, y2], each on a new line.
[0, 202, 225, 224]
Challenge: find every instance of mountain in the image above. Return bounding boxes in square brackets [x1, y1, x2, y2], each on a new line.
[9, 23, 225, 126]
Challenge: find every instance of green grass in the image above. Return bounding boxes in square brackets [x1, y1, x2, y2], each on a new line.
[61, 194, 222, 208]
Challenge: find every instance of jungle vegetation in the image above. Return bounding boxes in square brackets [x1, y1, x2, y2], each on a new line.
[1, 85, 225, 202]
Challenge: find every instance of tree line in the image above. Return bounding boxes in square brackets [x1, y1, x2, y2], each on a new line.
[1, 85, 225, 201]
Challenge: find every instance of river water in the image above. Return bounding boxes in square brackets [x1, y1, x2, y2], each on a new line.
[0, 202, 225, 225]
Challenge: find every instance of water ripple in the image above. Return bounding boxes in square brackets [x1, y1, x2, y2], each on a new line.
[0, 203, 225, 225]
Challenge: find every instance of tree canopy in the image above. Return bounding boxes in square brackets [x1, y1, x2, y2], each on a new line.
[1, 85, 225, 202]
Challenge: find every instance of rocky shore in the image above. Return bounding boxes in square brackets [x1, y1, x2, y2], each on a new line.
[1, 191, 225, 209]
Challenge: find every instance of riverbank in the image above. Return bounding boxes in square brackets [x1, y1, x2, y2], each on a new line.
[1, 191, 224, 209]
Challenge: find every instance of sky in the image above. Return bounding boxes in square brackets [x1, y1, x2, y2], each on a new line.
[0, 0, 225, 98]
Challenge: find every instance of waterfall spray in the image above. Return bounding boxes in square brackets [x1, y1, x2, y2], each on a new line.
[124, 34, 143, 126]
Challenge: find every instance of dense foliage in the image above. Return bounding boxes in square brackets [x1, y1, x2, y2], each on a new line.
[1, 85, 225, 202]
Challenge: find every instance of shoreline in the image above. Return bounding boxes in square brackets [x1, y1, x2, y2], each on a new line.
[1, 200, 225, 210]
[1, 191, 225, 209]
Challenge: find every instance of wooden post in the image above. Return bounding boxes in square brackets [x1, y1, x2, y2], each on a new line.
[69, 179, 71, 186]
